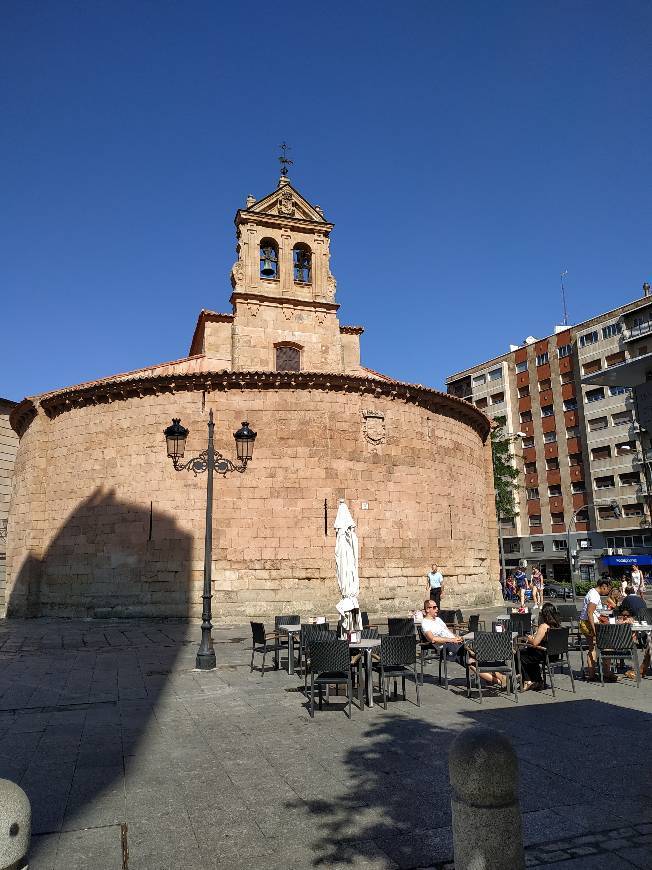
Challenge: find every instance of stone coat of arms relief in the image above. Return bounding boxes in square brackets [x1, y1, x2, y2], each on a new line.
[278, 190, 295, 217]
[362, 410, 386, 445]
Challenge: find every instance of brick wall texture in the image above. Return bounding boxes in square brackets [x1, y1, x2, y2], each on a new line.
[6, 378, 501, 620]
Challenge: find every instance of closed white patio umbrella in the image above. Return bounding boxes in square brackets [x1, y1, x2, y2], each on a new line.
[334, 499, 363, 635]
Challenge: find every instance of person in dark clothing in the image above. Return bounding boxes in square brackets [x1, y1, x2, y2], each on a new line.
[518, 603, 561, 690]
[618, 596, 651, 680]
[618, 586, 647, 617]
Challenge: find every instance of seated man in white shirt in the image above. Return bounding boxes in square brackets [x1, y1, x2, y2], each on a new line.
[420, 600, 507, 687]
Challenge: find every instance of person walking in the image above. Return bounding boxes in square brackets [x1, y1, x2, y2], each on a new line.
[426, 564, 444, 608]
[530, 566, 544, 608]
[630, 564, 645, 599]
[514, 567, 529, 608]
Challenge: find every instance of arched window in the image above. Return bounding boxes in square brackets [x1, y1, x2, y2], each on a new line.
[260, 239, 279, 279]
[275, 344, 301, 372]
[293, 244, 312, 283]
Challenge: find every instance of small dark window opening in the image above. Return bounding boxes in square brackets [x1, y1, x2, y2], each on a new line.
[260, 239, 279, 279]
[293, 244, 311, 283]
[276, 345, 301, 372]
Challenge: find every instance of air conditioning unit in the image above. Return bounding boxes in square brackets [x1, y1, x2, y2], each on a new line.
[607, 548, 613, 555]
[616, 548, 623, 555]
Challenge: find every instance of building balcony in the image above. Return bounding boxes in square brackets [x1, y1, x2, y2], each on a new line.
[624, 321, 652, 342]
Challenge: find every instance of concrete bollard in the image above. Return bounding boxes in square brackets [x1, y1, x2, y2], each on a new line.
[0, 779, 30, 870]
[449, 727, 525, 870]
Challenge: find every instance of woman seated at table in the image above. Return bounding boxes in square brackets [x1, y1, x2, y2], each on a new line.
[518, 603, 561, 691]
[605, 587, 623, 611]
[421, 600, 507, 688]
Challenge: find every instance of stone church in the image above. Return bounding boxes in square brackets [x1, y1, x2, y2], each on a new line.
[7, 173, 500, 619]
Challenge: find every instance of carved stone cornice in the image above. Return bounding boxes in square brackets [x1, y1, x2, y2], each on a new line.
[340, 326, 364, 335]
[236, 213, 334, 234]
[230, 291, 340, 313]
[19, 370, 490, 441]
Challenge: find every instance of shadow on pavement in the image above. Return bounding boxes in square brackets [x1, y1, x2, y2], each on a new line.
[1, 489, 194, 866]
[290, 694, 652, 868]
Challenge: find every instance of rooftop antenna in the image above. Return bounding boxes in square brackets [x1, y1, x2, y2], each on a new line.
[278, 141, 293, 177]
[560, 269, 569, 326]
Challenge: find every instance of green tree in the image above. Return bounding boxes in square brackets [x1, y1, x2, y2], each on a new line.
[491, 415, 520, 520]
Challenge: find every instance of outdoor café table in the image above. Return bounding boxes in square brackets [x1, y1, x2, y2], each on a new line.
[349, 637, 381, 707]
[278, 624, 302, 675]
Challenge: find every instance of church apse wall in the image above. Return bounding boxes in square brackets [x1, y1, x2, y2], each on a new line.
[7, 372, 499, 618]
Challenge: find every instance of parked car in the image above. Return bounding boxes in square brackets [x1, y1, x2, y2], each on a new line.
[543, 582, 574, 600]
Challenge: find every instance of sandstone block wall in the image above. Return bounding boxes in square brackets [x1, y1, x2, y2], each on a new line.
[231, 301, 343, 372]
[7, 378, 500, 621]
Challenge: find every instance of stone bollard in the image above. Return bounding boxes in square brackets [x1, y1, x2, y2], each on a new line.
[0, 779, 31, 870]
[449, 727, 525, 870]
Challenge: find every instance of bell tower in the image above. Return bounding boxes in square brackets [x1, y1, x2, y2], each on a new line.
[224, 169, 363, 374]
[230, 175, 337, 306]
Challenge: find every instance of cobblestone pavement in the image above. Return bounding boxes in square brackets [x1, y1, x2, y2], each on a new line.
[0, 613, 650, 870]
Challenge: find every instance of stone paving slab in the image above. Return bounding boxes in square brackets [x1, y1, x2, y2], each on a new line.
[0, 615, 650, 869]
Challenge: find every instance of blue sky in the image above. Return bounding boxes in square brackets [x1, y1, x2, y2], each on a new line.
[2, 1, 650, 402]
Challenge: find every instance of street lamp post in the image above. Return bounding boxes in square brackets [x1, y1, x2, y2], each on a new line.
[163, 412, 257, 670]
[567, 499, 621, 600]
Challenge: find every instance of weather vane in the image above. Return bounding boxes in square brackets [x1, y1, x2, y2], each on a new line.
[278, 141, 293, 177]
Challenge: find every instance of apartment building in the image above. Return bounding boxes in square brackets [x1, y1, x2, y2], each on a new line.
[446, 285, 652, 583]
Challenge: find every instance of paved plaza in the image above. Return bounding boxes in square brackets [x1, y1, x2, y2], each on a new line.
[0, 613, 651, 870]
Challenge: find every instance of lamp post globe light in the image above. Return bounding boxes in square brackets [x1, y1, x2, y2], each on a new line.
[163, 410, 257, 670]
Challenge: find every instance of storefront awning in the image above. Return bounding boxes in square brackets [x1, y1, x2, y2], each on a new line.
[601, 555, 652, 566]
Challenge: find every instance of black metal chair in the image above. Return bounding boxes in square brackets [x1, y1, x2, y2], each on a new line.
[636, 607, 652, 625]
[439, 609, 457, 628]
[465, 631, 519, 703]
[307, 639, 358, 718]
[541, 627, 575, 697]
[507, 613, 532, 638]
[372, 635, 421, 709]
[387, 618, 415, 636]
[301, 625, 336, 690]
[596, 624, 640, 687]
[556, 604, 580, 624]
[250, 622, 285, 676]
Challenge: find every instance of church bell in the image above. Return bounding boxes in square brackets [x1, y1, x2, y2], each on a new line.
[261, 258, 275, 277]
